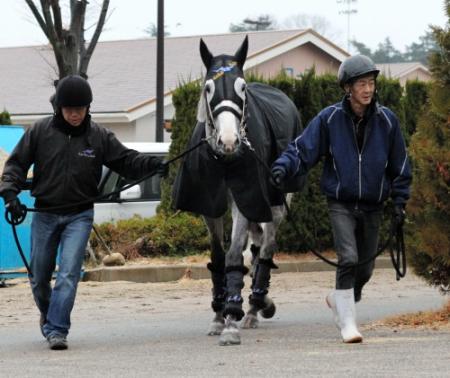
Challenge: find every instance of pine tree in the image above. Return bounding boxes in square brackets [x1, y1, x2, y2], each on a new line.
[407, 1, 450, 292]
[0, 109, 12, 125]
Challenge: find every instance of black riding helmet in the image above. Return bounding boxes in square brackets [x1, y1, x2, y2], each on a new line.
[337, 55, 380, 88]
[54, 75, 93, 108]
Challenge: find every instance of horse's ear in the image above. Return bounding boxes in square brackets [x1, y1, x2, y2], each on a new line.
[234, 35, 248, 69]
[200, 38, 213, 70]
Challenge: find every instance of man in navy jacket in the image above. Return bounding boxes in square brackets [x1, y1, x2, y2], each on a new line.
[271, 55, 412, 343]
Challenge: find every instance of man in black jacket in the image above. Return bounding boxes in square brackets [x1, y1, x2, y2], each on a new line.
[0, 75, 168, 350]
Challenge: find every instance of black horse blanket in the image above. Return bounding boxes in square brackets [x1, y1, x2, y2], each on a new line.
[172, 82, 305, 223]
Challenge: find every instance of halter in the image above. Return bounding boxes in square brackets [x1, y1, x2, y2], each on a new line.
[204, 82, 249, 140]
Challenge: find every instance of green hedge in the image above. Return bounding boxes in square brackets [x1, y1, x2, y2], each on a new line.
[97, 70, 428, 257]
[92, 213, 209, 257]
[159, 69, 426, 253]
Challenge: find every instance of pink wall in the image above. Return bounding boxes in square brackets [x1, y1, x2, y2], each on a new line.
[248, 43, 341, 79]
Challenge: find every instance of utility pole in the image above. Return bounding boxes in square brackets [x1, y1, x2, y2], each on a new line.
[337, 0, 358, 52]
[155, 0, 164, 142]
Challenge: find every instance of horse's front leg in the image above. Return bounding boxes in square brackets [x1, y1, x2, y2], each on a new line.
[219, 200, 249, 346]
[203, 216, 226, 336]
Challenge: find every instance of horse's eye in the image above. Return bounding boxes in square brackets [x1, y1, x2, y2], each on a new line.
[205, 85, 211, 94]
[241, 83, 246, 92]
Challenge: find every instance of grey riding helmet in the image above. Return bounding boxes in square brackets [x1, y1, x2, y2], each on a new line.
[337, 55, 380, 88]
[54, 75, 93, 108]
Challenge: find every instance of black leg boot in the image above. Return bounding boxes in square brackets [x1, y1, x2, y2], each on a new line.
[223, 266, 249, 321]
[249, 258, 278, 314]
[207, 262, 227, 313]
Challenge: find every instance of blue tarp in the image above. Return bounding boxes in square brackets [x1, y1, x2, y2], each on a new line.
[0, 125, 33, 278]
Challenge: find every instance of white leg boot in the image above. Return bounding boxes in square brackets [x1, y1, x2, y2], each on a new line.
[325, 290, 340, 329]
[334, 289, 363, 343]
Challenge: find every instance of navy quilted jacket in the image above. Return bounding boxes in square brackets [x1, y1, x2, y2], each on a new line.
[272, 98, 412, 206]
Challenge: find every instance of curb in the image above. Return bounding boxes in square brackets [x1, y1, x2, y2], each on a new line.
[82, 257, 393, 283]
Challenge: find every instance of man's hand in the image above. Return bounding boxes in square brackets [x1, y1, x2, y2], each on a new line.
[155, 161, 169, 178]
[5, 197, 27, 223]
[393, 204, 406, 227]
[270, 168, 286, 188]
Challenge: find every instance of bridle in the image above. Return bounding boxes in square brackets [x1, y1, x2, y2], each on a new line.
[204, 79, 249, 143]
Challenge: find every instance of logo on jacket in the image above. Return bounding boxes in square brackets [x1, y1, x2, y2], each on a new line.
[78, 148, 96, 158]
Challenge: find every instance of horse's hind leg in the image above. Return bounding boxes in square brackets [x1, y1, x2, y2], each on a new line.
[203, 216, 226, 336]
[219, 200, 249, 346]
[241, 223, 263, 329]
[248, 203, 286, 320]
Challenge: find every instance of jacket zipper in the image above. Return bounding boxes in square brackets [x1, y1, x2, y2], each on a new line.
[330, 146, 341, 199]
[350, 118, 363, 199]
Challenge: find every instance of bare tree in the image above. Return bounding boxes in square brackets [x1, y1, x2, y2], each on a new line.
[24, 0, 110, 81]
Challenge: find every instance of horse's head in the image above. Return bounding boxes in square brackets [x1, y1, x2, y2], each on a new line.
[197, 36, 249, 156]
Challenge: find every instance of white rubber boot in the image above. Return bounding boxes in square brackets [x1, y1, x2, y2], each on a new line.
[325, 290, 340, 330]
[334, 289, 363, 343]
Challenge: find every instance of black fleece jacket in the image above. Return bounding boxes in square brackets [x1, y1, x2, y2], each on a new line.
[0, 116, 162, 214]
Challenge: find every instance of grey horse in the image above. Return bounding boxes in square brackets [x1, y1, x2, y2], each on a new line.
[173, 36, 305, 345]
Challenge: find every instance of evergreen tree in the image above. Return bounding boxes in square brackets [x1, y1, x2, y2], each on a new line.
[407, 0, 450, 292]
[372, 37, 405, 63]
[229, 15, 276, 32]
[159, 80, 201, 213]
[0, 109, 12, 125]
[405, 32, 438, 64]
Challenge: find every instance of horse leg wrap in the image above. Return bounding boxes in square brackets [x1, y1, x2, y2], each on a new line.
[249, 258, 278, 310]
[250, 244, 260, 265]
[223, 266, 249, 321]
[207, 262, 227, 312]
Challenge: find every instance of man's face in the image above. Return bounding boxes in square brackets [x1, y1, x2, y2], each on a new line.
[61, 106, 88, 127]
[346, 75, 376, 106]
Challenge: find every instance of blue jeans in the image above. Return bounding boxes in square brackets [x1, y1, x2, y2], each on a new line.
[29, 209, 93, 337]
[328, 200, 382, 301]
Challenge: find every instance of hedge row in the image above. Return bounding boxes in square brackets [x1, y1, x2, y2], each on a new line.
[160, 70, 428, 253]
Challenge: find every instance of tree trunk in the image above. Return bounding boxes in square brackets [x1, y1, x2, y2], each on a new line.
[25, 0, 110, 83]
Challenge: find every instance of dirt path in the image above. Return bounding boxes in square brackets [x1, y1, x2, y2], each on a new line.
[0, 268, 447, 329]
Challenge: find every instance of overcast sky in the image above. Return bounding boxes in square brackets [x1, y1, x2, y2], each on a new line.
[0, 0, 447, 52]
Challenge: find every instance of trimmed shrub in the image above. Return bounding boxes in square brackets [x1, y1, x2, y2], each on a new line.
[402, 80, 429, 139]
[92, 212, 209, 258]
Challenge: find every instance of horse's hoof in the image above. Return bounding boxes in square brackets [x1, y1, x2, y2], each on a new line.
[219, 324, 241, 346]
[260, 298, 276, 319]
[207, 321, 225, 336]
[241, 312, 259, 329]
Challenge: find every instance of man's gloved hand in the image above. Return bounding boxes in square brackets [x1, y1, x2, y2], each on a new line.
[393, 204, 406, 227]
[155, 161, 169, 178]
[270, 168, 286, 188]
[5, 197, 27, 223]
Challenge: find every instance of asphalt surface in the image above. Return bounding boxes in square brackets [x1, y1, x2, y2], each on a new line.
[0, 269, 448, 377]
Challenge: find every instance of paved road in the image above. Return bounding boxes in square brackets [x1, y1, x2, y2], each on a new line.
[0, 269, 448, 377]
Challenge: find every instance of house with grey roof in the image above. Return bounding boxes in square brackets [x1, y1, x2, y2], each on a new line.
[376, 62, 431, 87]
[0, 29, 349, 143]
